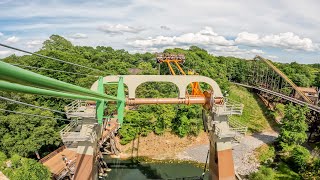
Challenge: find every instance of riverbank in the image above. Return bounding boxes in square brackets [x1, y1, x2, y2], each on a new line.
[118, 131, 209, 160]
[117, 130, 279, 176]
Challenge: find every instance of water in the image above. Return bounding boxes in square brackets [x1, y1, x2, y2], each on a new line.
[104, 158, 209, 180]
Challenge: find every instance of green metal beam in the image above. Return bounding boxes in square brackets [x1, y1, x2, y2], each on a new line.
[0, 61, 119, 101]
[0, 80, 103, 101]
[96, 77, 105, 125]
[117, 76, 125, 126]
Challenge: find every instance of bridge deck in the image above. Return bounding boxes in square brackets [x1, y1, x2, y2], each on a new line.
[43, 148, 77, 176]
[42, 118, 119, 179]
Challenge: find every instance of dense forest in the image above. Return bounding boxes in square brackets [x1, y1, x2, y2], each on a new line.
[0, 35, 319, 179]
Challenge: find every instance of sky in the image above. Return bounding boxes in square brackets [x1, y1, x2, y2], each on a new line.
[0, 0, 320, 64]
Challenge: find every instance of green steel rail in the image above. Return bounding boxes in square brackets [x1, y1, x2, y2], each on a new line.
[0, 61, 119, 101]
[0, 61, 126, 125]
[0, 81, 103, 101]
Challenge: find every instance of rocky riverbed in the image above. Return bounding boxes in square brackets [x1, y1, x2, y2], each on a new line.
[119, 130, 279, 176]
[175, 131, 279, 176]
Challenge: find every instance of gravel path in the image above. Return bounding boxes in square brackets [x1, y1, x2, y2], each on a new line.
[233, 131, 278, 175]
[175, 131, 279, 175]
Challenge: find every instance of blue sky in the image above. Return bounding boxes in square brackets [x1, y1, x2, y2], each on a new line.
[0, 0, 320, 64]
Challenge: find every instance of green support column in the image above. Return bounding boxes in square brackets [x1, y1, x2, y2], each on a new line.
[96, 77, 105, 125]
[117, 76, 125, 126]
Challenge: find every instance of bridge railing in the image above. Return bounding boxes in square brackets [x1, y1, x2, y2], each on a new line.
[213, 99, 243, 115]
[60, 121, 98, 144]
[39, 145, 66, 163]
[64, 100, 93, 118]
[60, 119, 80, 141]
[65, 100, 87, 112]
[54, 159, 76, 180]
[228, 117, 248, 136]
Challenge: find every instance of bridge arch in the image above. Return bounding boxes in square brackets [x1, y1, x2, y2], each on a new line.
[90, 75, 223, 99]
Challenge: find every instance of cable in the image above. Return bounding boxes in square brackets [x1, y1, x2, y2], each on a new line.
[9, 64, 99, 77]
[0, 43, 107, 75]
[0, 95, 98, 121]
[0, 108, 72, 122]
[0, 95, 66, 114]
[201, 149, 210, 179]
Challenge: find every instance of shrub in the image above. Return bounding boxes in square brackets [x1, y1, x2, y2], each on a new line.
[249, 166, 275, 180]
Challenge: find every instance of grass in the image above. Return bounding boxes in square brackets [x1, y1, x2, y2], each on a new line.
[255, 144, 275, 163]
[228, 85, 277, 133]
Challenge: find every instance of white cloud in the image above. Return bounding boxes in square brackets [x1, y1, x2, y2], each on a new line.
[97, 24, 144, 35]
[235, 32, 319, 51]
[212, 46, 264, 58]
[251, 49, 264, 54]
[69, 33, 88, 39]
[267, 55, 279, 59]
[0, 32, 3, 36]
[5, 36, 19, 43]
[26, 40, 42, 48]
[129, 27, 233, 48]
[235, 32, 260, 45]
[0, 50, 12, 57]
[1, 1, 319, 63]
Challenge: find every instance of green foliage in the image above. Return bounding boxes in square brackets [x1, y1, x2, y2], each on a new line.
[276, 61, 318, 87]
[0, 152, 7, 164]
[249, 166, 276, 180]
[273, 103, 285, 119]
[289, 145, 310, 172]
[1, 154, 51, 180]
[256, 145, 275, 164]
[0, 108, 60, 157]
[275, 162, 301, 180]
[278, 104, 308, 148]
[119, 104, 202, 144]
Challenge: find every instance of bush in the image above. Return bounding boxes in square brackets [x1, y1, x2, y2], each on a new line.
[2, 154, 51, 180]
[289, 145, 310, 172]
[275, 162, 301, 179]
[256, 145, 275, 164]
[249, 166, 275, 180]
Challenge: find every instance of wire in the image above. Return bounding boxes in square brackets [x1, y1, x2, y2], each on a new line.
[0, 108, 72, 122]
[201, 149, 210, 179]
[9, 64, 99, 77]
[0, 95, 66, 114]
[0, 43, 107, 75]
[0, 95, 98, 121]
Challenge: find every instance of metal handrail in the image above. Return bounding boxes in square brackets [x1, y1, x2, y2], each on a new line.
[213, 99, 243, 115]
[39, 145, 66, 163]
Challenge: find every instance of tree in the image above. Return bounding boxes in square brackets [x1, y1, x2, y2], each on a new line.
[0, 109, 60, 157]
[2, 154, 51, 180]
[277, 104, 308, 149]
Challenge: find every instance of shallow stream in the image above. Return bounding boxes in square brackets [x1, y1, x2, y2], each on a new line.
[104, 158, 209, 180]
